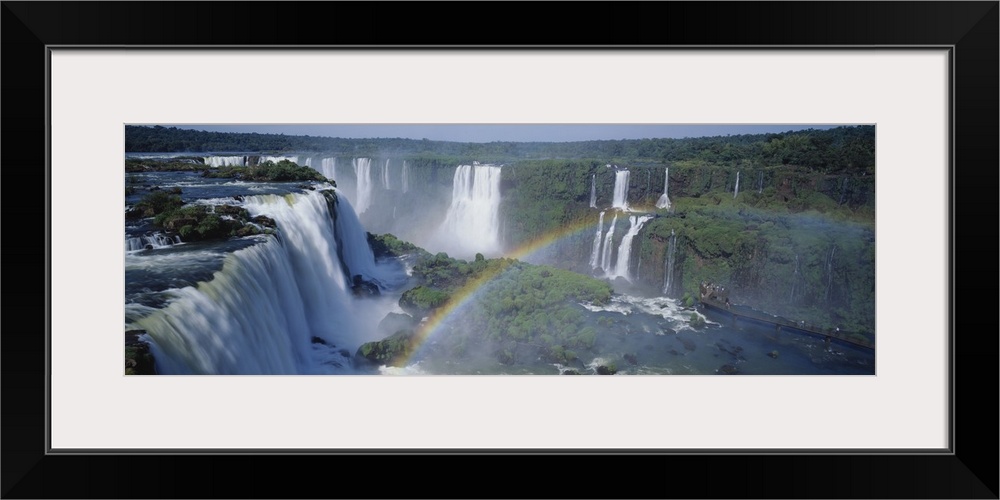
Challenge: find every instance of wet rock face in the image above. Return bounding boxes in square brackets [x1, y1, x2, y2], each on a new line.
[125, 330, 156, 375]
[351, 275, 381, 297]
[356, 330, 416, 367]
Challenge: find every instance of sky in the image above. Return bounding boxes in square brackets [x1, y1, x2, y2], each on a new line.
[166, 124, 842, 143]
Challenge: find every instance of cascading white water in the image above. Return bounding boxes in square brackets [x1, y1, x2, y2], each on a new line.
[353, 158, 373, 215]
[589, 174, 597, 208]
[608, 215, 653, 281]
[139, 190, 368, 374]
[319, 157, 338, 181]
[126, 232, 181, 252]
[382, 159, 391, 190]
[600, 214, 618, 272]
[204, 156, 246, 168]
[435, 164, 502, 258]
[662, 229, 677, 295]
[758, 171, 764, 194]
[402, 160, 410, 193]
[589, 211, 606, 269]
[612, 170, 630, 211]
[733, 171, 740, 199]
[331, 193, 382, 286]
[655, 168, 670, 209]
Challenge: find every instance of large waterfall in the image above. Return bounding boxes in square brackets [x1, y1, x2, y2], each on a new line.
[662, 229, 677, 295]
[600, 213, 618, 273]
[612, 170, 630, 211]
[204, 156, 246, 168]
[607, 215, 653, 282]
[589, 211, 606, 269]
[138, 189, 381, 375]
[655, 168, 670, 209]
[353, 158, 373, 215]
[589, 174, 597, 208]
[435, 164, 503, 258]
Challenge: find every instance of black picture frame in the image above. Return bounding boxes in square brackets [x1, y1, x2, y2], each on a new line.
[3, 2, 996, 498]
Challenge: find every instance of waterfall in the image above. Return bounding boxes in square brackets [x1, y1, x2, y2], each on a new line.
[608, 215, 653, 282]
[655, 167, 670, 209]
[600, 214, 619, 272]
[330, 193, 383, 286]
[589, 211, 606, 269]
[402, 160, 410, 193]
[319, 157, 338, 182]
[612, 170, 630, 211]
[663, 229, 677, 295]
[733, 171, 740, 199]
[204, 156, 247, 168]
[138, 190, 374, 374]
[436, 164, 503, 258]
[589, 174, 597, 208]
[382, 159, 391, 190]
[758, 171, 764, 194]
[353, 158, 373, 215]
[126, 232, 181, 252]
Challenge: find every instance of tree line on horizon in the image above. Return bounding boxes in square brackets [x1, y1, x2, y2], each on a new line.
[125, 125, 875, 175]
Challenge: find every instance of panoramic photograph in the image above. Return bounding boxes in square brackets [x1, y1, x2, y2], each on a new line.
[124, 124, 876, 375]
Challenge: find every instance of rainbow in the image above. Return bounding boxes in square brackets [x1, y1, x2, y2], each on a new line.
[397, 211, 638, 368]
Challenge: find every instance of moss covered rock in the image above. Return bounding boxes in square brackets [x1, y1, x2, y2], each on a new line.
[356, 330, 417, 367]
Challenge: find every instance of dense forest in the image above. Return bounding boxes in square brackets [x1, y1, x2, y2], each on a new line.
[125, 125, 875, 175]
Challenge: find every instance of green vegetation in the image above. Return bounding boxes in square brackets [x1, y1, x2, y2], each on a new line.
[380, 246, 614, 367]
[126, 125, 875, 174]
[127, 191, 275, 242]
[367, 232, 426, 259]
[356, 329, 417, 366]
[202, 160, 329, 183]
[127, 190, 184, 218]
[637, 203, 875, 335]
